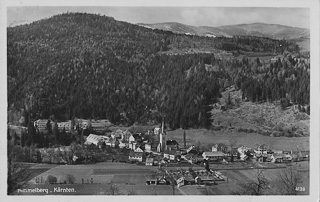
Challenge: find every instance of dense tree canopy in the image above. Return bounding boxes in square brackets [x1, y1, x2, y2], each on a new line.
[7, 12, 309, 129]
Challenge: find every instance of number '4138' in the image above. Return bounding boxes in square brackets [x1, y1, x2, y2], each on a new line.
[295, 187, 305, 191]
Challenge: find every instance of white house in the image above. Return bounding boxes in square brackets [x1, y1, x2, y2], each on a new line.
[129, 151, 143, 162]
[144, 143, 152, 152]
[154, 127, 160, 135]
[85, 134, 109, 145]
[145, 158, 154, 166]
[202, 151, 225, 161]
[212, 144, 218, 152]
[118, 141, 126, 149]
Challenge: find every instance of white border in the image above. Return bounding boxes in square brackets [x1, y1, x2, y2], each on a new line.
[1, 1, 319, 202]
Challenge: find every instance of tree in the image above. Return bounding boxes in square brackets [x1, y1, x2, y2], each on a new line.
[231, 169, 270, 195]
[7, 145, 30, 194]
[105, 182, 122, 195]
[277, 165, 302, 195]
[183, 130, 186, 148]
[52, 121, 59, 142]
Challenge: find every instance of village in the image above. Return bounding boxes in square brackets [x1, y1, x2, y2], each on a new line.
[8, 117, 310, 190]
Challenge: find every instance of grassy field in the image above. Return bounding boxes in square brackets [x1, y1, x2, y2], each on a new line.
[16, 160, 309, 196]
[167, 128, 309, 151]
[17, 162, 180, 195]
[189, 161, 309, 195]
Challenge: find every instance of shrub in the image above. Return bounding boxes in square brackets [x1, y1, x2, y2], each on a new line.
[65, 174, 76, 184]
[47, 175, 57, 184]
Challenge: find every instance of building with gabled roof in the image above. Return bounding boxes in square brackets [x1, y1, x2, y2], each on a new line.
[145, 157, 154, 166]
[202, 151, 225, 162]
[34, 119, 55, 133]
[129, 150, 143, 162]
[166, 140, 179, 151]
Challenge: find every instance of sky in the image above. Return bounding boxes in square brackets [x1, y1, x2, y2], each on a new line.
[7, 7, 310, 29]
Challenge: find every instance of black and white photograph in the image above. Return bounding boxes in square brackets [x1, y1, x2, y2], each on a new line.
[2, 0, 319, 200]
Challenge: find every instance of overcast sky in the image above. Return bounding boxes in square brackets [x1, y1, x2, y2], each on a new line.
[7, 7, 310, 29]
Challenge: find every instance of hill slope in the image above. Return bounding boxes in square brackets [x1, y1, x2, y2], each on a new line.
[8, 13, 309, 131]
[139, 22, 310, 39]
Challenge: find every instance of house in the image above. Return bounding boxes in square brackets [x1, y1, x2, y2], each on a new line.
[90, 120, 112, 133]
[176, 177, 185, 187]
[84, 134, 109, 146]
[166, 140, 179, 151]
[164, 151, 176, 161]
[129, 151, 143, 162]
[57, 121, 73, 133]
[121, 130, 132, 143]
[144, 143, 152, 152]
[272, 154, 284, 163]
[105, 138, 119, 148]
[186, 145, 199, 155]
[146, 178, 158, 185]
[273, 150, 283, 155]
[134, 147, 144, 152]
[118, 141, 126, 149]
[34, 119, 55, 133]
[128, 142, 137, 150]
[283, 153, 293, 162]
[111, 129, 123, 139]
[129, 133, 141, 143]
[212, 144, 218, 152]
[154, 127, 161, 135]
[237, 146, 249, 161]
[300, 151, 310, 160]
[145, 158, 154, 166]
[256, 144, 268, 152]
[79, 120, 91, 130]
[202, 151, 225, 162]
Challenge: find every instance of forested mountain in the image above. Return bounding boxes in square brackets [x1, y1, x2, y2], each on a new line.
[7, 13, 309, 129]
[139, 22, 310, 40]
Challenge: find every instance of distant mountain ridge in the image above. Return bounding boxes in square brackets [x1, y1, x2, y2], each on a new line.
[138, 22, 309, 40]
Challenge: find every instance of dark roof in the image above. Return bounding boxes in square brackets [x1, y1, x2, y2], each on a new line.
[129, 151, 143, 157]
[132, 133, 141, 139]
[164, 150, 177, 155]
[167, 140, 179, 146]
[146, 158, 154, 163]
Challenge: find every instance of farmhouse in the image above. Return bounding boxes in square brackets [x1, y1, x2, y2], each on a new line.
[202, 151, 225, 162]
[129, 151, 143, 162]
[166, 140, 179, 151]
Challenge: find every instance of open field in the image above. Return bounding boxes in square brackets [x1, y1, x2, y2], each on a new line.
[15, 160, 309, 195]
[167, 128, 309, 151]
[15, 162, 182, 195]
[182, 161, 309, 195]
